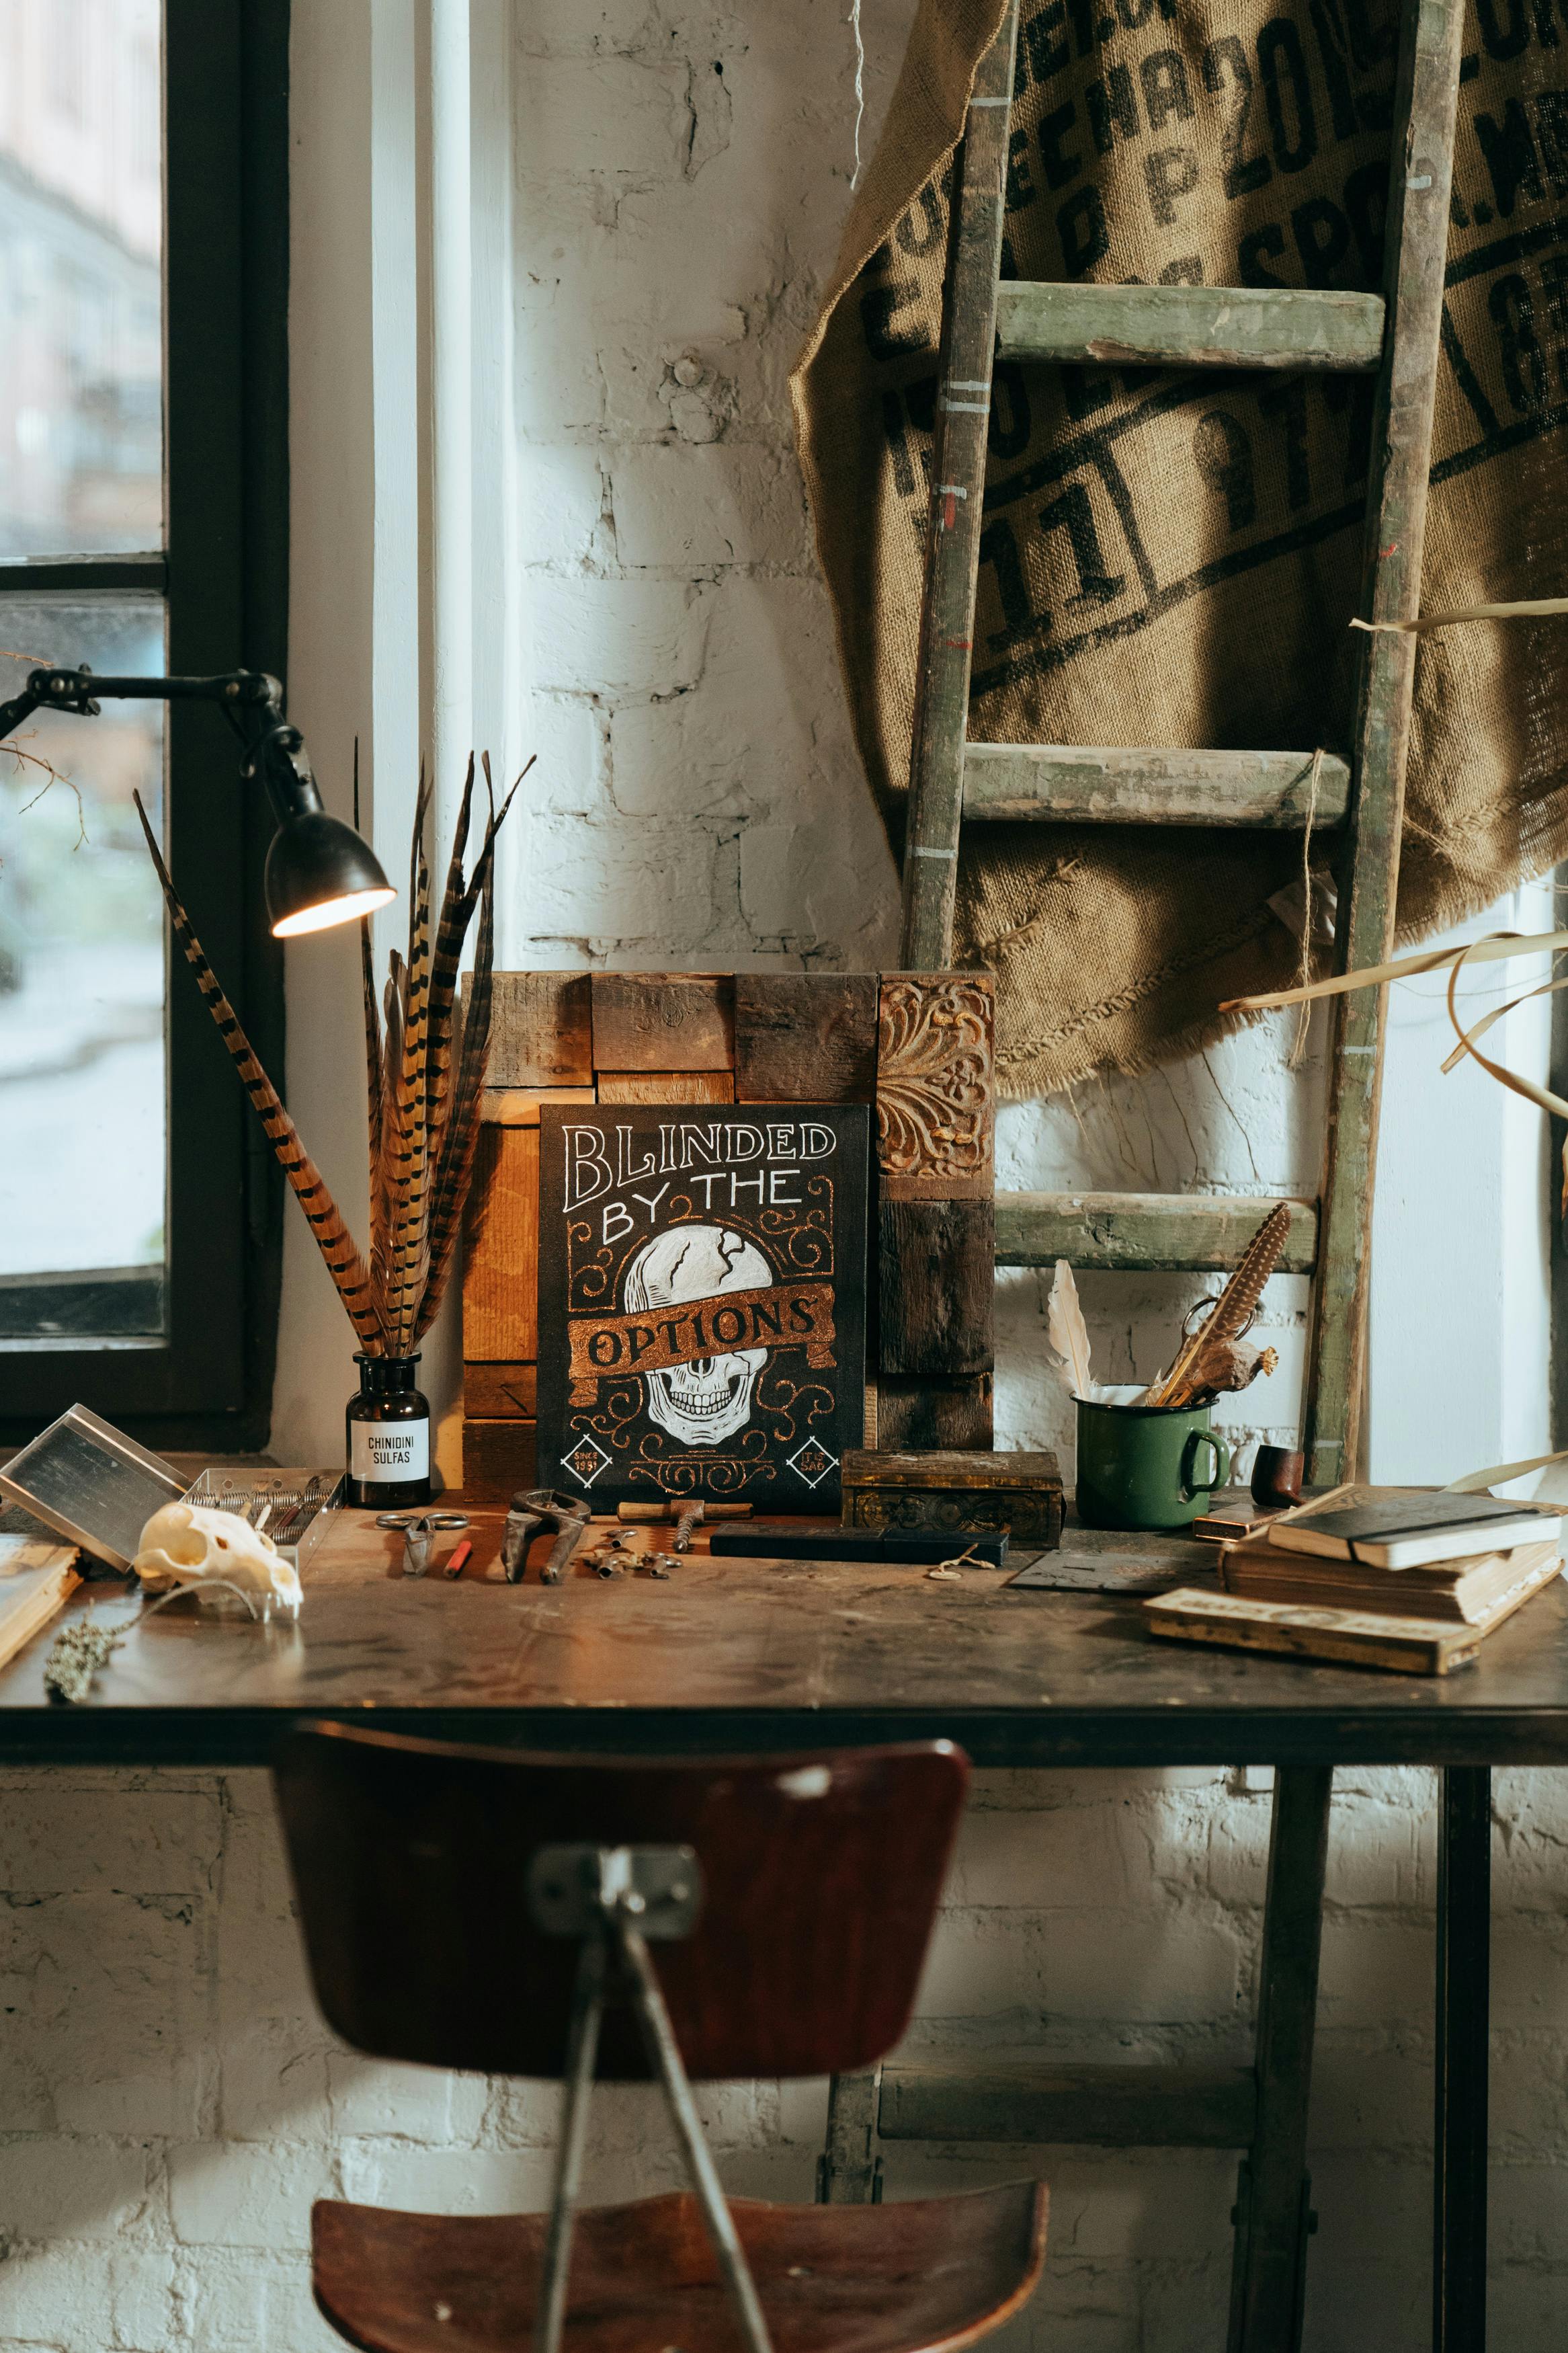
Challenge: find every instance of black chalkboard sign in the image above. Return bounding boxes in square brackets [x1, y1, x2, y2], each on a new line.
[537, 1103, 870, 1509]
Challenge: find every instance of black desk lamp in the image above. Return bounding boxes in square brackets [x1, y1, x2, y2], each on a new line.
[0, 664, 395, 936]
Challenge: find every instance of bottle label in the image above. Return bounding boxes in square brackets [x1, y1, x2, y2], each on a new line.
[351, 1419, 430, 1482]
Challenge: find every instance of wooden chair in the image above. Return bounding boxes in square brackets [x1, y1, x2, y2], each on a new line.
[273, 1724, 1047, 2353]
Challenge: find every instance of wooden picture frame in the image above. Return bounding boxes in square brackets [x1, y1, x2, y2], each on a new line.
[460, 970, 995, 1505]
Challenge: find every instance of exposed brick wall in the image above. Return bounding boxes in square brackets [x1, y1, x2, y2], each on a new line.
[7, 4, 1560, 2349]
[498, 0, 902, 975]
[4, 1763, 1568, 2348]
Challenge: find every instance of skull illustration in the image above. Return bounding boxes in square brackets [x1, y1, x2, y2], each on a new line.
[623, 1224, 773, 1446]
[132, 1503, 304, 1616]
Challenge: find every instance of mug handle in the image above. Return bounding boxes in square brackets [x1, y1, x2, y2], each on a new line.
[1182, 1429, 1231, 1499]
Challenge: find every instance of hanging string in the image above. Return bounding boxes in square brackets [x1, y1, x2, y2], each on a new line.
[850, 0, 865, 186]
[1286, 748, 1324, 1072]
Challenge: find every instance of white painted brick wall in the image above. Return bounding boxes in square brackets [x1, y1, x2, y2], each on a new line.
[6, 1763, 1568, 2348]
[9, 5, 1563, 2350]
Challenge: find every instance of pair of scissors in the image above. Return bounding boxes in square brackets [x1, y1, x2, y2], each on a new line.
[376, 1511, 469, 1578]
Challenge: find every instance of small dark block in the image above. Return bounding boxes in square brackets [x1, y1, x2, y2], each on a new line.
[710, 1525, 1009, 1566]
[590, 973, 735, 1072]
[483, 973, 593, 1088]
[876, 1376, 993, 1451]
[734, 973, 879, 1103]
[460, 1419, 538, 1506]
[878, 1197, 995, 1376]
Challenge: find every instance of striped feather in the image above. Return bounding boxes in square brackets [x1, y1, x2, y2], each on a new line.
[423, 755, 477, 1188]
[387, 791, 434, 1353]
[132, 793, 387, 1352]
[360, 918, 382, 1215]
[373, 961, 407, 1323]
[416, 845, 496, 1341]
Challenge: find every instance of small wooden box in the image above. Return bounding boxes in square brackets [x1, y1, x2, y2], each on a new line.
[840, 1449, 1064, 1550]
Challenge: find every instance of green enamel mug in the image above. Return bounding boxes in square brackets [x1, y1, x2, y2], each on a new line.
[1074, 1395, 1231, 1531]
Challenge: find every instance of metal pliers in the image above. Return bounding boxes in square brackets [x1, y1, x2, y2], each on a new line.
[501, 1488, 591, 1585]
[377, 1511, 468, 1579]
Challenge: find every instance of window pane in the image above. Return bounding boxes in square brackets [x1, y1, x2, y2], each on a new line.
[0, 599, 166, 1343]
[0, 1, 163, 557]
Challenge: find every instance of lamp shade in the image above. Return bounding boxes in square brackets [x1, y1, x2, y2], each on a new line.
[264, 809, 396, 939]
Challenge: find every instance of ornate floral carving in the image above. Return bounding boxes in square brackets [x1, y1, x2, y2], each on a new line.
[876, 978, 994, 1183]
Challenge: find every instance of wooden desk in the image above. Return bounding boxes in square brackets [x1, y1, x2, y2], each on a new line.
[2, 1511, 1548, 2353]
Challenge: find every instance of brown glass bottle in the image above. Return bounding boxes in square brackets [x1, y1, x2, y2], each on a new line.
[345, 1354, 433, 1507]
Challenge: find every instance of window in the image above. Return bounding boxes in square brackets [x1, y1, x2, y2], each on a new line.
[0, 1, 289, 1445]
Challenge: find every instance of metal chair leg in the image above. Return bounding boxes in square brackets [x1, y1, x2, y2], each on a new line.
[612, 1909, 775, 2353]
[1434, 1766, 1490, 2352]
[534, 1933, 607, 2353]
[1227, 1765, 1332, 2353]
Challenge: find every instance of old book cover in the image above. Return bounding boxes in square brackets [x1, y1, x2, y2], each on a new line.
[0, 1558, 83, 1673]
[1266, 1482, 1558, 1568]
[537, 1102, 870, 1510]
[1147, 1549, 1562, 1676]
[1219, 1532, 1561, 1626]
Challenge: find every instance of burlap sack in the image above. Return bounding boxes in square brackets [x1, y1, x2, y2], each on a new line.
[792, 0, 1568, 1097]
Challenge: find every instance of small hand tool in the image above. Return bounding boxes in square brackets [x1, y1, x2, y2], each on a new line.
[378, 1511, 469, 1579]
[615, 1498, 751, 1552]
[442, 1537, 474, 1581]
[499, 1490, 591, 1585]
[581, 1529, 636, 1578]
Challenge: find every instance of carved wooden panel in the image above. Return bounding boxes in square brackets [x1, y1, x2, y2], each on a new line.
[875, 974, 995, 1201]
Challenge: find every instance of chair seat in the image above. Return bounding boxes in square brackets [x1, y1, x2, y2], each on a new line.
[313, 2182, 1047, 2353]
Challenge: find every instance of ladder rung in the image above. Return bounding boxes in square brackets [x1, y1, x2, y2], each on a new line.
[880, 2060, 1257, 2149]
[996, 282, 1385, 372]
[964, 744, 1350, 828]
[995, 1192, 1319, 1273]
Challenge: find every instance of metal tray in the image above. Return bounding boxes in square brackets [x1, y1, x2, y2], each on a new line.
[181, 1468, 345, 1570]
[0, 1404, 187, 1571]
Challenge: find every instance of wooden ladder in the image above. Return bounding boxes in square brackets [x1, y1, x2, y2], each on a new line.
[843, 3, 1469, 2348]
[905, 0, 1464, 1490]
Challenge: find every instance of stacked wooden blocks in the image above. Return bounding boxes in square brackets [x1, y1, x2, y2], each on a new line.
[460, 969, 996, 1505]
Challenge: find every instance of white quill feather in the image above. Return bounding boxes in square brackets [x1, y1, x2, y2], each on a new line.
[1046, 1259, 1098, 1401]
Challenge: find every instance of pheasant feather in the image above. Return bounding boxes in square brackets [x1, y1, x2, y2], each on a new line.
[136, 750, 524, 1361]
[1146, 1203, 1292, 1409]
[386, 782, 435, 1353]
[132, 794, 388, 1352]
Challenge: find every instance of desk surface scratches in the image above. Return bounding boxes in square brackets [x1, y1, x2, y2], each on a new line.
[4, 1513, 1568, 1768]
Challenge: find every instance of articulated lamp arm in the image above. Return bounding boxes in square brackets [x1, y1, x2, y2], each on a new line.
[0, 664, 394, 936]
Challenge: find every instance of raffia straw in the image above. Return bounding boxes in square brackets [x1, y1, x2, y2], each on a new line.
[1441, 935, 1568, 1212]
[1352, 596, 1568, 635]
[1219, 927, 1568, 1014]
[1223, 929, 1568, 1211]
[1445, 1443, 1568, 1493]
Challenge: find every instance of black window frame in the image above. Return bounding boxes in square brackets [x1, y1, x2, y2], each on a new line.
[0, 0, 290, 1451]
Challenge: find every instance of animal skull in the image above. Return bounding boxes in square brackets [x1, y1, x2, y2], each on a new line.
[622, 1224, 773, 1447]
[132, 1503, 303, 1616]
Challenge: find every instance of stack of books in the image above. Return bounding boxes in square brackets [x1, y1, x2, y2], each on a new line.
[1146, 1484, 1563, 1673]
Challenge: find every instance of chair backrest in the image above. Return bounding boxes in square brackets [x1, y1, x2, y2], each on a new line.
[274, 1722, 968, 2081]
